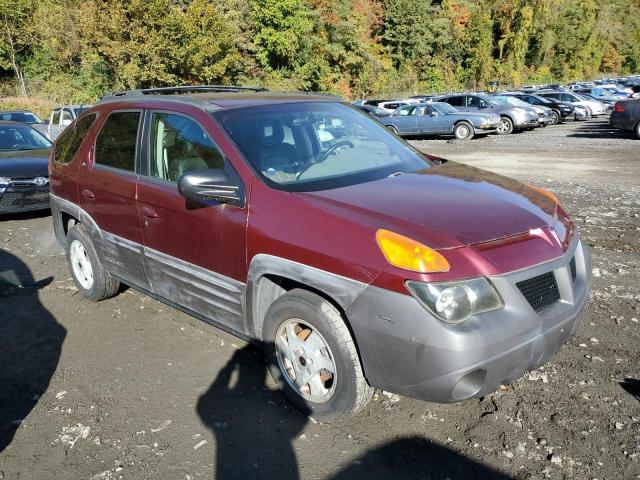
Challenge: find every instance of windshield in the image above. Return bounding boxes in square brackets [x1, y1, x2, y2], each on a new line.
[0, 125, 52, 150]
[213, 102, 430, 192]
[0, 112, 42, 123]
[432, 103, 457, 114]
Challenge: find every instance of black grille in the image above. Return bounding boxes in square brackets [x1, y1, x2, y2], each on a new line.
[516, 271, 560, 312]
[569, 257, 577, 282]
[0, 187, 50, 211]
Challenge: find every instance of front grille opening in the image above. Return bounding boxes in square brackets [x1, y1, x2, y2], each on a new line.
[516, 271, 560, 312]
[569, 257, 577, 282]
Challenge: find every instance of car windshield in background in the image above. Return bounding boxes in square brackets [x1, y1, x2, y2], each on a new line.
[433, 103, 457, 114]
[0, 125, 52, 150]
[213, 102, 430, 192]
[0, 112, 42, 123]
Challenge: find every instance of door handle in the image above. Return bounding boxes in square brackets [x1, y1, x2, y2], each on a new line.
[141, 206, 158, 218]
[81, 189, 95, 199]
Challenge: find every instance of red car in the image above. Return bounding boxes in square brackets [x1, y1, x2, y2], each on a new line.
[49, 86, 591, 421]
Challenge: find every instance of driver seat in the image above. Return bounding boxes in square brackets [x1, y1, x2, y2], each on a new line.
[257, 119, 298, 182]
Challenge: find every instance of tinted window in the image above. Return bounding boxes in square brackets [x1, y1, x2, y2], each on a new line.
[445, 96, 464, 107]
[466, 96, 479, 108]
[54, 114, 97, 164]
[95, 111, 140, 172]
[150, 113, 224, 182]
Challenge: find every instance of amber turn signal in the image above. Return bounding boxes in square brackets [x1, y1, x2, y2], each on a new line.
[526, 183, 559, 204]
[376, 229, 450, 273]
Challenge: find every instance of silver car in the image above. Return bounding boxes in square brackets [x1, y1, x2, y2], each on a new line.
[435, 93, 539, 135]
[48, 105, 92, 140]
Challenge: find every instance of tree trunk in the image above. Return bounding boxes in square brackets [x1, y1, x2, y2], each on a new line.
[3, 13, 27, 97]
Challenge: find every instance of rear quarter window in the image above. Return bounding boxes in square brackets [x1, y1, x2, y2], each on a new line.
[54, 114, 97, 164]
[94, 111, 141, 172]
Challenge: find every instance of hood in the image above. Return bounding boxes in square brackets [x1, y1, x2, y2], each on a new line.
[0, 148, 50, 178]
[294, 162, 557, 250]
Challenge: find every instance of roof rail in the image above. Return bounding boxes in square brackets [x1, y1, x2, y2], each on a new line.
[101, 85, 268, 100]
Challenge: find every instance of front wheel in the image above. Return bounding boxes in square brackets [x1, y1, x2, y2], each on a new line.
[263, 289, 373, 422]
[635, 121, 640, 139]
[550, 110, 560, 125]
[496, 116, 514, 135]
[453, 121, 474, 140]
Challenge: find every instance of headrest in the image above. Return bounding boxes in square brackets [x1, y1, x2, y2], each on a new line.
[258, 118, 284, 146]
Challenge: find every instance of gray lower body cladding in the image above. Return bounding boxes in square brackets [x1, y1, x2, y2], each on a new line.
[346, 235, 591, 403]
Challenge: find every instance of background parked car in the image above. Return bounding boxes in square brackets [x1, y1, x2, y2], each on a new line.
[435, 93, 539, 135]
[501, 92, 575, 124]
[610, 99, 640, 138]
[357, 105, 391, 118]
[380, 102, 501, 140]
[48, 105, 91, 140]
[491, 95, 554, 126]
[537, 91, 607, 117]
[0, 110, 49, 138]
[0, 121, 52, 214]
[377, 100, 412, 113]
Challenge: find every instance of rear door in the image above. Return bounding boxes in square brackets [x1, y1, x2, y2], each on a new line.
[136, 110, 248, 333]
[392, 105, 418, 134]
[77, 109, 149, 289]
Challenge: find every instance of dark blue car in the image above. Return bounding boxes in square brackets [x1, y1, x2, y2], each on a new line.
[0, 121, 52, 214]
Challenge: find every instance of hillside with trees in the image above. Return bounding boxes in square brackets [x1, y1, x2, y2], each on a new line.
[1, 0, 639, 104]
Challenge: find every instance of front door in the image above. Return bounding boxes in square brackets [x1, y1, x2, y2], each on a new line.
[393, 105, 418, 134]
[417, 105, 450, 134]
[136, 110, 248, 333]
[78, 109, 148, 289]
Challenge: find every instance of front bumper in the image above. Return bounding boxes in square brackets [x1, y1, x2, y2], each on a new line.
[514, 117, 540, 129]
[0, 184, 50, 213]
[346, 234, 591, 403]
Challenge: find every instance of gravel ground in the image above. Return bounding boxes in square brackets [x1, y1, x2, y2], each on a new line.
[0, 117, 639, 480]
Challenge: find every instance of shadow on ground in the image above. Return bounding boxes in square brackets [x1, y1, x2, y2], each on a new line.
[620, 378, 640, 401]
[0, 248, 65, 453]
[198, 344, 512, 480]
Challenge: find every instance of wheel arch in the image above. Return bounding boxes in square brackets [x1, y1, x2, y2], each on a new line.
[246, 255, 370, 342]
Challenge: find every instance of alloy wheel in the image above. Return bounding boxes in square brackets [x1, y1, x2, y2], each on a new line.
[275, 318, 337, 403]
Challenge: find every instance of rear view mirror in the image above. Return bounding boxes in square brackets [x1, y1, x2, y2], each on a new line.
[178, 169, 244, 207]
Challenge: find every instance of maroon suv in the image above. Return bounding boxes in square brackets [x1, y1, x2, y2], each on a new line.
[49, 86, 591, 420]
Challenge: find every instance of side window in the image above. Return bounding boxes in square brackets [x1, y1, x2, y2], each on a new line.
[466, 96, 479, 108]
[95, 111, 141, 172]
[51, 110, 61, 125]
[149, 113, 224, 182]
[54, 114, 97, 164]
[397, 106, 416, 116]
[61, 109, 73, 125]
[446, 96, 464, 107]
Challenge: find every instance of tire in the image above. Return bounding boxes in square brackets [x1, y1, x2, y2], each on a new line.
[66, 224, 120, 301]
[584, 106, 593, 118]
[550, 110, 560, 125]
[635, 121, 640, 140]
[387, 125, 399, 136]
[263, 289, 373, 422]
[453, 121, 474, 140]
[496, 116, 514, 135]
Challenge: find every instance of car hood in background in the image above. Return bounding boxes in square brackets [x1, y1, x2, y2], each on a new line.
[0, 148, 50, 178]
[294, 162, 557, 250]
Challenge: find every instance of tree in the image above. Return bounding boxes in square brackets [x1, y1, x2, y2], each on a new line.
[0, 0, 34, 96]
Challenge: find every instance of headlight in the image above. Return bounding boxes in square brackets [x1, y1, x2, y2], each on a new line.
[0, 176, 11, 186]
[406, 278, 503, 324]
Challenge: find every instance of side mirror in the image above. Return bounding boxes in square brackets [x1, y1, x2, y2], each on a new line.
[178, 169, 244, 207]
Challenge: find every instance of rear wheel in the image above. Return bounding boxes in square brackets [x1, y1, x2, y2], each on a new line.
[66, 225, 120, 301]
[496, 116, 514, 135]
[453, 121, 474, 140]
[263, 289, 373, 422]
[550, 110, 560, 125]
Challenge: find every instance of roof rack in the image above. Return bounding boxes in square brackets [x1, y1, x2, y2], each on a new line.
[102, 85, 268, 99]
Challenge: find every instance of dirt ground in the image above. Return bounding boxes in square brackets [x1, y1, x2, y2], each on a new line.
[0, 117, 639, 480]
